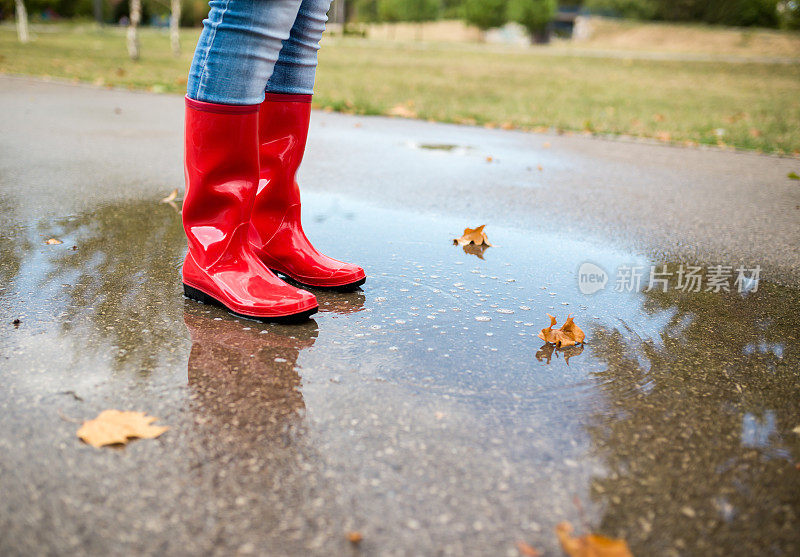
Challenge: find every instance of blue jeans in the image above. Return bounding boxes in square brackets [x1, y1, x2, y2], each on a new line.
[187, 0, 332, 105]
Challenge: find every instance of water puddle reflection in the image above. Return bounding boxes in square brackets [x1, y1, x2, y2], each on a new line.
[1, 192, 798, 555]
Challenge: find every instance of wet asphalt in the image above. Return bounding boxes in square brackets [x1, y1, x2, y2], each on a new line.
[1, 76, 799, 556]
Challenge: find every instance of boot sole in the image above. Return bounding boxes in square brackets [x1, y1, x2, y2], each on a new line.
[270, 271, 366, 292]
[183, 284, 318, 323]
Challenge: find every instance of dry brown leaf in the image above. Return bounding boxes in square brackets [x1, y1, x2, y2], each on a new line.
[387, 103, 417, 118]
[347, 531, 363, 544]
[556, 522, 632, 557]
[516, 540, 542, 556]
[160, 188, 178, 204]
[45, 238, 63, 245]
[453, 225, 492, 247]
[77, 409, 168, 448]
[538, 314, 585, 348]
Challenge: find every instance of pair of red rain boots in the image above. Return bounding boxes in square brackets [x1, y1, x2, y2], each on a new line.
[181, 93, 365, 322]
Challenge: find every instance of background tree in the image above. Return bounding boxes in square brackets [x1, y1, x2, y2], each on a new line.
[127, 0, 141, 60]
[170, 0, 181, 56]
[463, 0, 508, 33]
[377, 0, 403, 22]
[507, 0, 558, 42]
[585, 0, 658, 19]
[14, 0, 28, 43]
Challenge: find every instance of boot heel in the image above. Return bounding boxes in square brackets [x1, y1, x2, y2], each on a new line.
[183, 284, 221, 307]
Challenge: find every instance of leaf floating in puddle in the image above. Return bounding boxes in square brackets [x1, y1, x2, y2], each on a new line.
[453, 225, 492, 247]
[160, 188, 179, 203]
[160, 189, 181, 212]
[45, 238, 63, 245]
[77, 409, 168, 448]
[538, 314, 585, 347]
[555, 522, 632, 557]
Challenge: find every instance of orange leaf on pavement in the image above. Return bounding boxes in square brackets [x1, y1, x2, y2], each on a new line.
[77, 409, 168, 448]
[555, 522, 632, 557]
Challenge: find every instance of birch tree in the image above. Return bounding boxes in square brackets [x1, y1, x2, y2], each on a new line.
[170, 0, 182, 56]
[127, 0, 142, 60]
[15, 0, 29, 44]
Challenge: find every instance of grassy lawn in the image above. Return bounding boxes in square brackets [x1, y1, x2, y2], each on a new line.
[2, 22, 799, 155]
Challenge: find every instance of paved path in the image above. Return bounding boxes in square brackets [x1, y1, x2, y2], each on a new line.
[1, 77, 799, 557]
[3, 76, 797, 286]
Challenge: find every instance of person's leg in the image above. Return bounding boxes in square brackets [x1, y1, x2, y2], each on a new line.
[265, 0, 332, 95]
[249, 0, 366, 290]
[187, 0, 304, 105]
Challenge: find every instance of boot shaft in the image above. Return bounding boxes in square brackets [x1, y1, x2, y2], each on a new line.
[183, 97, 260, 266]
[256, 93, 313, 211]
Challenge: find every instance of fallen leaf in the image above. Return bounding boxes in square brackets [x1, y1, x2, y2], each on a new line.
[501, 121, 514, 130]
[788, 172, 800, 181]
[160, 188, 179, 203]
[537, 164, 543, 171]
[486, 156, 494, 163]
[453, 225, 492, 247]
[387, 103, 417, 118]
[542, 142, 551, 149]
[555, 522, 632, 557]
[538, 314, 585, 348]
[655, 131, 671, 142]
[12, 318, 21, 327]
[77, 409, 168, 448]
[347, 531, 363, 544]
[516, 540, 541, 556]
[749, 128, 762, 138]
[653, 113, 665, 122]
[792, 425, 800, 435]
[45, 238, 63, 245]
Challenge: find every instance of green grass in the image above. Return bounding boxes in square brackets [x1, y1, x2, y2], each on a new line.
[2, 22, 799, 154]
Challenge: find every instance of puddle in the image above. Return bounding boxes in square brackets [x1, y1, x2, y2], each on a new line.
[407, 141, 473, 155]
[1, 192, 799, 555]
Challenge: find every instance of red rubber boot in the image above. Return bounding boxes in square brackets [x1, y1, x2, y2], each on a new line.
[181, 97, 318, 322]
[248, 93, 366, 290]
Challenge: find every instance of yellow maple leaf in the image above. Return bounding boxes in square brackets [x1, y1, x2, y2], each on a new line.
[77, 410, 168, 448]
[453, 225, 492, 247]
[555, 522, 632, 557]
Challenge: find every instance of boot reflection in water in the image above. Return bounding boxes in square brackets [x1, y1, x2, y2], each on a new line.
[185, 306, 318, 434]
[181, 0, 364, 321]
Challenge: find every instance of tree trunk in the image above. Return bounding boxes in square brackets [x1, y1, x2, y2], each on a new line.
[15, 0, 29, 44]
[93, 0, 103, 24]
[127, 0, 141, 61]
[170, 0, 181, 56]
